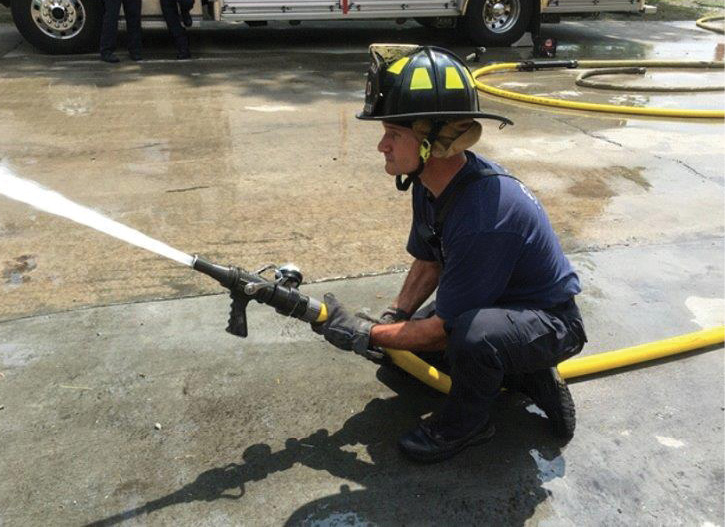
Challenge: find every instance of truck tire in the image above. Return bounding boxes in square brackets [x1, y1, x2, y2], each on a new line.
[11, 0, 102, 54]
[463, 0, 532, 47]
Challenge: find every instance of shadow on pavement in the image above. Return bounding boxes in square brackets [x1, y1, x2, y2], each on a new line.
[0, 22, 650, 103]
[85, 365, 571, 526]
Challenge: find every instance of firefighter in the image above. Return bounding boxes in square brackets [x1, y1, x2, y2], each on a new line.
[312, 45, 587, 463]
[100, 0, 143, 63]
[160, 0, 194, 60]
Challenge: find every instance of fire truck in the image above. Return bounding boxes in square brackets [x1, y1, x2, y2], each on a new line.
[4, 0, 655, 54]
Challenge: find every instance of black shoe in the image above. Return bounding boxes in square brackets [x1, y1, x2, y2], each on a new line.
[100, 53, 120, 63]
[520, 367, 576, 439]
[129, 52, 143, 61]
[176, 51, 191, 60]
[181, 10, 192, 27]
[398, 417, 495, 463]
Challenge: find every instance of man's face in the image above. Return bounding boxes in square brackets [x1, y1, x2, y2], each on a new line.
[377, 122, 421, 175]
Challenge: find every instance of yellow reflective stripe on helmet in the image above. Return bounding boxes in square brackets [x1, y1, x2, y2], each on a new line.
[388, 57, 410, 75]
[410, 67, 433, 90]
[445, 66, 465, 89]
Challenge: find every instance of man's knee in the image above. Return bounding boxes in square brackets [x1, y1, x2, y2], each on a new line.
[446, 308, 513, 366]
[449, 307, 515, 347]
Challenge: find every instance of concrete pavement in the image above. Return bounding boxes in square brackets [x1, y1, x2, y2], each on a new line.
[0, 19, 723, 526]
[0, 238, 723, 525]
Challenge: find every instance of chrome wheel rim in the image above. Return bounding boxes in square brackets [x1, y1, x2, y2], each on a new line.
[482, 0, 520, 34]
[31, 0, 86, 40]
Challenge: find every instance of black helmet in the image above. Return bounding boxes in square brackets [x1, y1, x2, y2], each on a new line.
[357, 44, 512, 126]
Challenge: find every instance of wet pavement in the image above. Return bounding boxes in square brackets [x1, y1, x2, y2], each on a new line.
[0, 19, 724, 527]
[0, 20, 723, 321]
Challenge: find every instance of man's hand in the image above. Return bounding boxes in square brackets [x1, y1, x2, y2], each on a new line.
[379, 306, 411, 324]
[312, 294, 374, 354]
[356, 306, 411, 325]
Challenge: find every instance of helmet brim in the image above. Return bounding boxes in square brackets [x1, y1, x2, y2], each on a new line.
[356, 111, 513, 126]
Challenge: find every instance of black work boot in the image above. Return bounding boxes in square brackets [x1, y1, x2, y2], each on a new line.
[520, 367, 576, 439]
[100, 53, 120, 63]
[398, 416, 495, 463]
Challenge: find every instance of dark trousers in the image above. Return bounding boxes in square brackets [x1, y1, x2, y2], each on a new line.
[160, 0, 192, 54]
[100, 0, 142, 55]
[417, 300, 586, 431]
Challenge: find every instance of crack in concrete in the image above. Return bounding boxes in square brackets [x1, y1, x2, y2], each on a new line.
[553, 117, 625, 148]
[653, 154, 722, 185]
[555, 117, 721, 185]
[165, 186, 210, 193]
[567, 232, 724, 257]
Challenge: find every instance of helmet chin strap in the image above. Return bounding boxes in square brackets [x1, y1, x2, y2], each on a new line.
[395, 160, 424, 191]
[394, 121, 445, 192]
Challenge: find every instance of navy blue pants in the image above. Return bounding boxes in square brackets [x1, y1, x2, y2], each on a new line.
[415, 299, 586, 432]
[100, 0, 142, 56]
[160, 0, 193, 55]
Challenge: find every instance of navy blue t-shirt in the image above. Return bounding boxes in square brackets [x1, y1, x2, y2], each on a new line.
[406, 151, 581, 321]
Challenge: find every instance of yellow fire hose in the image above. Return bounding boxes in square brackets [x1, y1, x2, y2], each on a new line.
[192, 258, 723, 394]
[696, 14, 724, 34]
[382, 326, 725, 394]
[471, 61, 725, 119]
[315, 303, 723, 393]
[575, 66, 724, 92]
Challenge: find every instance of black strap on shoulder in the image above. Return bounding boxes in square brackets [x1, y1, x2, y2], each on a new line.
[432, 172, 477, 234]
[416, 167, 517, 265]
[433, 166, 506, 232]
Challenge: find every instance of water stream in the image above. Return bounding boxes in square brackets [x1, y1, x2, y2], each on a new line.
[0, 164, 194, 267]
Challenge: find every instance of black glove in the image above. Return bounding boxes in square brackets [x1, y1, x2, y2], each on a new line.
[312, 293, 374, 354]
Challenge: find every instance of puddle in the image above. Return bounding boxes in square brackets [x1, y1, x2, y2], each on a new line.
[655, 436, 685, 448]
[511, 161, 651, 247]
[526, 404, 547, 418]
[302, 510, 373, 527]
[48, 82, 98, 117]
[0, 342, 37, 368]
[2, 254, 37, 286]
[685, 296, 725, 328]
[529, 449, 566, 483]
[303, 499, 373, 527]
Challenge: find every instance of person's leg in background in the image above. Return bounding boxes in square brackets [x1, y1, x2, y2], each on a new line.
[179, 0, 194, 28]
[100, 0, 122, 62]
[160, 0, 191, 59]
[121, 0, 143, 60]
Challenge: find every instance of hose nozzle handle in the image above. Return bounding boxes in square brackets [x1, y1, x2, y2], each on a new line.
[228, 291, 250, 337]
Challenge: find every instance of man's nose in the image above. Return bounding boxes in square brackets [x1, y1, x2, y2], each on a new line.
[377, 137, 389, 153]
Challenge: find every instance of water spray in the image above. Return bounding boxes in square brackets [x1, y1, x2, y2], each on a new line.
[4, 165, 720, 395]
[0, 165, 327, 338]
